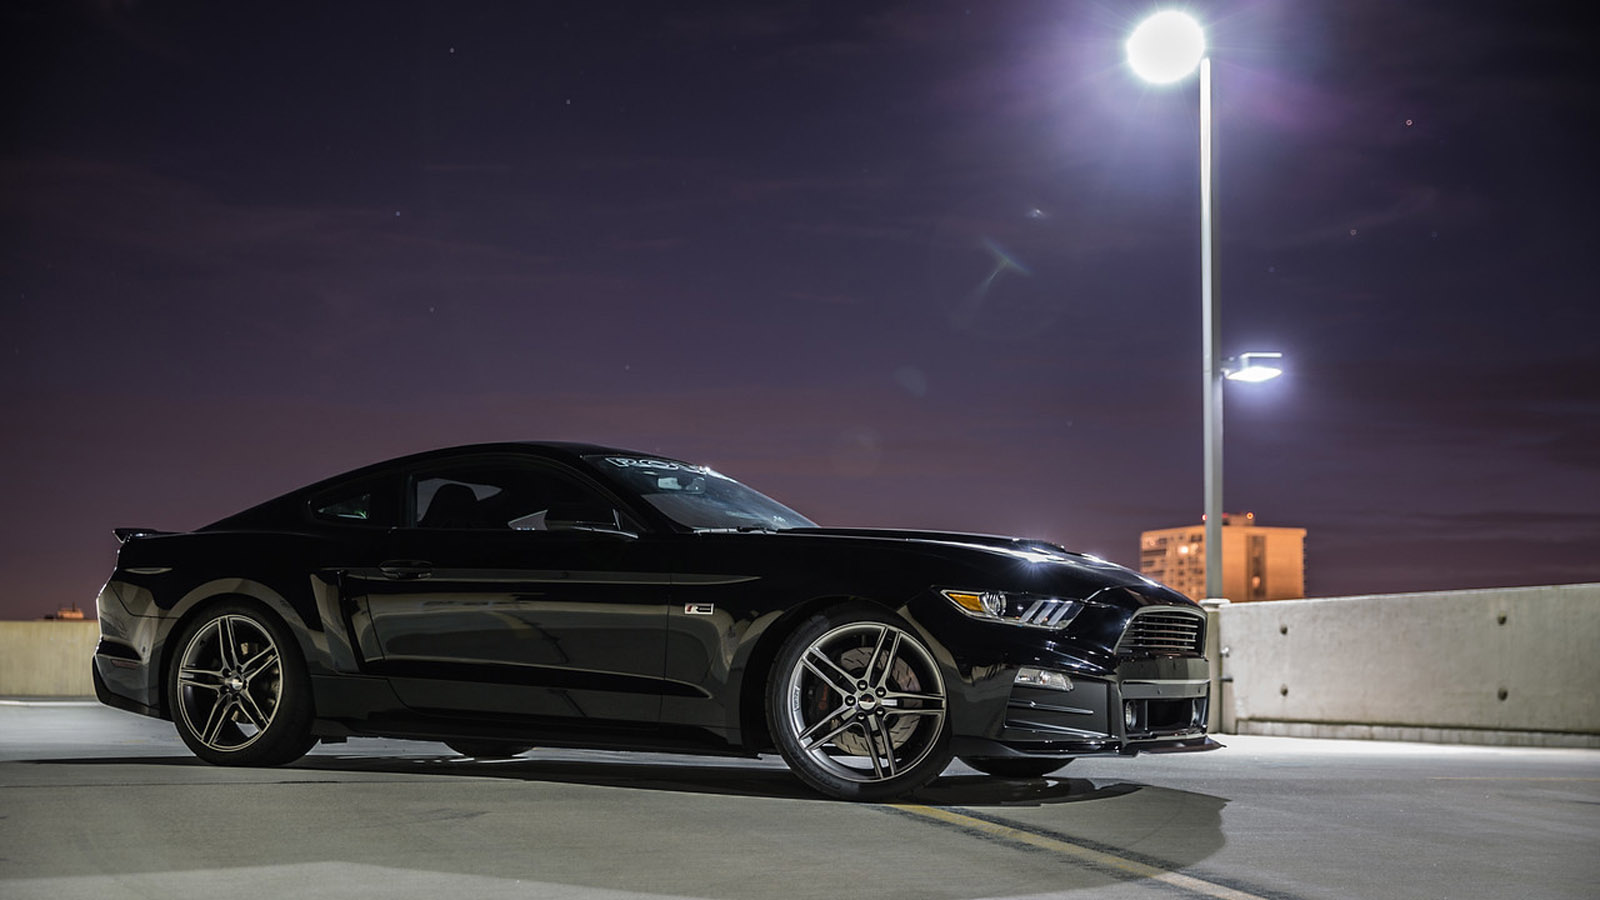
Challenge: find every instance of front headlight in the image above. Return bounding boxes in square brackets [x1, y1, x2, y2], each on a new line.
[940, 589, 1084, 629]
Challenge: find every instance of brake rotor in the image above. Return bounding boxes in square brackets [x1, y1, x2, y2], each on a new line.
[830, 645, 921, 757]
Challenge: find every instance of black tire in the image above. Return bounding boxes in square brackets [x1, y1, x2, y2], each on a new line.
[445, 741, 534, 759]
[960, 755, 1073, 779]
[167, 600, 316, 767]
[766, 605, 951, 801]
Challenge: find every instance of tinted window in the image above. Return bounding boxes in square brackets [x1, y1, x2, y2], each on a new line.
[316, 493, 371, 521]
[411, 461, 631, 532]
[584, 454, 814, 530]
[310, 476, 399, 527]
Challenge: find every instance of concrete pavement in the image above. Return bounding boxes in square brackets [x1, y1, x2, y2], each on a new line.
[1, 701, 1596, 899]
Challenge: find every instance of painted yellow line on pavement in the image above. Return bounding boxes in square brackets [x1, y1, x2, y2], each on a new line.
[892, 803, 1270, 900]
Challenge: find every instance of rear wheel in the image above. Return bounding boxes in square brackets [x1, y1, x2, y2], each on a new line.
[167, 601, 315, 766]
[445, 741, 533, 759]
[767, 606, 951, 801]
[960, 756, 1072, 779]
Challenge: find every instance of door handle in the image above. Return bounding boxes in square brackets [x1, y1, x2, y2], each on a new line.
[379, 560, 434, 580]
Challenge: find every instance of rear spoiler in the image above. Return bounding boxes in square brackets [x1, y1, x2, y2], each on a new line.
[114, 527, 174, 543]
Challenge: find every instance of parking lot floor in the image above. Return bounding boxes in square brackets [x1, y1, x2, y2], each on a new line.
[2, 700, 1596, 899]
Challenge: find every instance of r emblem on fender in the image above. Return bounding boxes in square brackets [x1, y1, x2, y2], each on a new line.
[684, 603, 715, 615]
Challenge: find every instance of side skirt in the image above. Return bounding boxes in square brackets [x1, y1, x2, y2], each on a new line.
[308, 674, 754, 758]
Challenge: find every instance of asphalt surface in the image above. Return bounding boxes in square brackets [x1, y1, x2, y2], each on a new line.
[1, 701, 1596, 900]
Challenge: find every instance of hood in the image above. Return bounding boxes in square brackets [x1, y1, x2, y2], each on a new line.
[782, 526, 1170, 598]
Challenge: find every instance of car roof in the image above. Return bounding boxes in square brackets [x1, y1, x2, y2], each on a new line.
[361, 441, 642, 468]
[308, 441, 676, 482]
[200, 441, 679, 531]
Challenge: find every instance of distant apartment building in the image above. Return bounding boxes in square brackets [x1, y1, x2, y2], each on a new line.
[1139, 513, 1306, 602]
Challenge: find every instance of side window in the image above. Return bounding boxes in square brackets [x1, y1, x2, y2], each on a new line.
[310, 476, 398, 527]
[414, 476, 504, 529]
[317, 493, 371, 521]
[411, 461, 630, 532]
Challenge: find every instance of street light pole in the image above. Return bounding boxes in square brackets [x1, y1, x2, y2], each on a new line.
[1128, 16, 1286, 734]
[1128, 12, 1275, 602]
[1199, 56, 1223, 601]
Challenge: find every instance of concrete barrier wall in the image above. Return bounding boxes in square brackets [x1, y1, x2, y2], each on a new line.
[1217, 583, 1600, 747]
[0, 621, 100, 696]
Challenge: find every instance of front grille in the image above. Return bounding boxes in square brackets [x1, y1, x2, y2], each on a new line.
[1115, 608, 1205, 657]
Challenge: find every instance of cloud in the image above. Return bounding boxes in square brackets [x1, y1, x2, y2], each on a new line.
[1301, 357, 1600, 473]
[0, 158, 705, 399]
[783, 290, 863, 306]
[1307, 531, 1600, 596]
[0, 158, 555, 277]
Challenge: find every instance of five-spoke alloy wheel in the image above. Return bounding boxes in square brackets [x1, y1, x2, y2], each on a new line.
[768, 606, 951, 800]
[168, 601, 314, 766]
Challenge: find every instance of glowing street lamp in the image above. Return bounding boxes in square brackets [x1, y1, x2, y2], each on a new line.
[1126, 10, 1234, 601]
[1224, 351, 1285, 384]
[1125, 10, 1205, 84]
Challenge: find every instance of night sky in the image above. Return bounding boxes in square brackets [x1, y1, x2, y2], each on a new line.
[4, 1, 1597, 620]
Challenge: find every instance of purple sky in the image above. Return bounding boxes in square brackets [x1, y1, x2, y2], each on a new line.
[3, 1, 1597, 619]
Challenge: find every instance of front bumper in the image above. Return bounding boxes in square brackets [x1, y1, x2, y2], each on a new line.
[950, 655, 1216, 759]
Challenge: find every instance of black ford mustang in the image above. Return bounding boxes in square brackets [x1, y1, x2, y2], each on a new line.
[93, 442, 1215, 800]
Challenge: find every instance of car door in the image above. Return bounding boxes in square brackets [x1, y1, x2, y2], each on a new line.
[361, 455, 672, 725]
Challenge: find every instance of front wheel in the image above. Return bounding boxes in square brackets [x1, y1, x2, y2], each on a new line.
[167, 601, 315, 767]
[960, 756, 1072, 779]
[767, 606, 951, 801]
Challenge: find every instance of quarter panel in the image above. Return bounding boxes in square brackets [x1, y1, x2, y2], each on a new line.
[98, 529, 383, 720]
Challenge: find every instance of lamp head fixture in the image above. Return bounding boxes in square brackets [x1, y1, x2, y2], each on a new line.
[1223, 351, 1284, 383]
[1126, 11, 1206, 84]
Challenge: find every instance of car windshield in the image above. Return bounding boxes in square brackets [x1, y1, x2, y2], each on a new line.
[583, 454, 816, 531]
